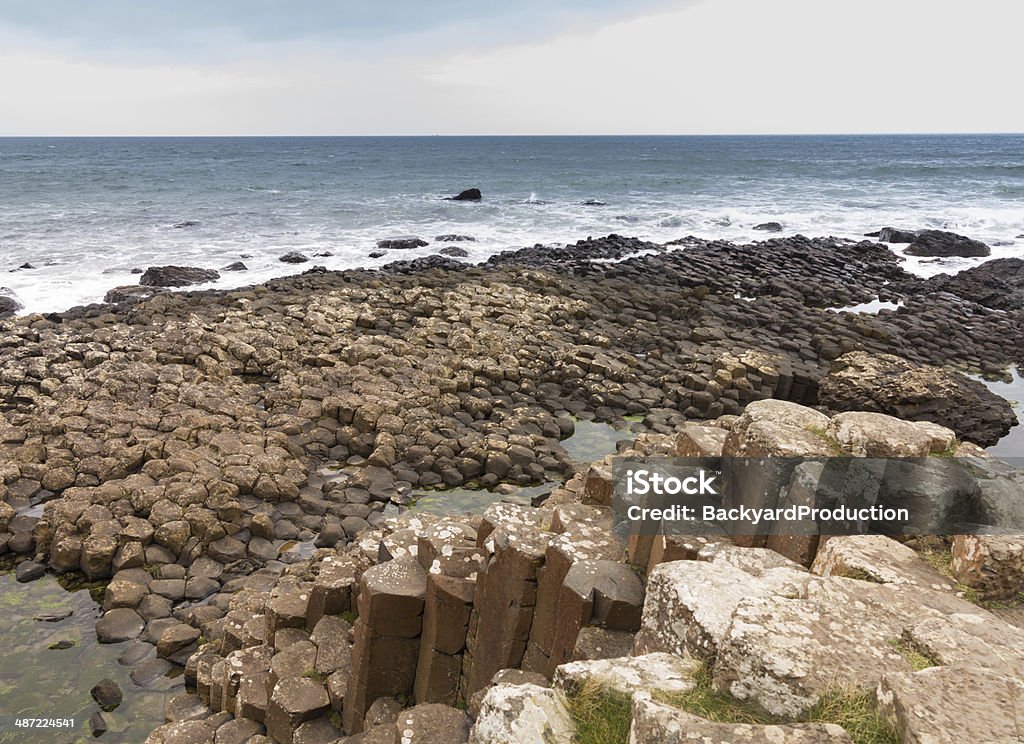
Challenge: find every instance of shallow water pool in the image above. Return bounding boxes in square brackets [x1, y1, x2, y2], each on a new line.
[0, 572, 178, 743]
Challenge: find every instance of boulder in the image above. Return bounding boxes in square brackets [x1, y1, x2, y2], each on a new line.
[817, 351, 1016, 447]
[279, 252, 310, 264]
[223, 261, 248, 272]
[867, 227, 919, 243]
[449, 188, 482, 202]
[553, 653, 699, 698]
[377, 238, 428, 250]
[0, 289, 22, 316]
[812, 535, 955, 591]
[467, 684, 573, 744]
[753, 222, 783, 232]
[90, 678, 123, 711]
[916, 257, 1024, 311]
[139, 266, 220, 287]
[96, 608, 145, 643]
[876, 664, 1024, 744]
[435, 234, 476, 242]
[105, 285, 167, 303]
[438, 247, 469, 258]
[951, 532, 1024, 602]
[904, 229, 990, 257]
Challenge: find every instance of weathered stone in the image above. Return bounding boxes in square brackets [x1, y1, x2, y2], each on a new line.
[394, 703, 471, 744]
[629, 692, 853, 743]
[344, 556, 427, 733]
[952, 532, 1024, 602]
[554, 653, 699, 698]
[90, 677, 123, 711]
[876, 664, 1023, 744]
[812, 535, 956, 591]
[96, 608, 146, 643]
[265, 677, 330, 744]
[467, 684, 573, 744]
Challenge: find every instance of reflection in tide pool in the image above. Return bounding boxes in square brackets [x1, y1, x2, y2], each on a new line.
[0, 572, 176, 743]
[408, 482, 560, 516]
[975, 369, 1024, 459]
[559, 420, 634, 462]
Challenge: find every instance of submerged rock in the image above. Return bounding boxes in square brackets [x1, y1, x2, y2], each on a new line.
[90, 678, 123, 711]
[438, 247, 469, 258]
[449, 188, 482, 201]
[279, 252, 310, 264]
[867, 227, 919, 243]
[753, 222, 783, 232]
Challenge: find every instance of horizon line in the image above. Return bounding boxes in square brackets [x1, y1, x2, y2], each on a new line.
[1, 131, 1023, 139]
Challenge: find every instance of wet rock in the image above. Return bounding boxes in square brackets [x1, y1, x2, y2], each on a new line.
[279, 252, 310, 264]
[96, 608, 146, 643]
[435, 234, 476, 242]
[449, 188, 482, 201]
[222, 261, 248, 272]
[753, 222, 783, 232]
[157, 623, 202, 658]
[867, 227, 919, 243]
[438, 247, 469, 258]
[0, 289, 23, 316]
[89, 711, 108, 738]
[104, 285, 167, 304]
[15, 560, 45, 582]
[91, 678, 123, 711]
[173, 221, 200, 229]
[376, 237, 428, 250]
[904, 229, 990, 257]
[140, 266, 220, 287]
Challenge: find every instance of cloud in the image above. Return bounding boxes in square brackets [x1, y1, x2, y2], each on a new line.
[0, 0, 1020, 135]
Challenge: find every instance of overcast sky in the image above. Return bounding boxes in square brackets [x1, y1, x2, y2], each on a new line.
[1, 0, 1020, 136]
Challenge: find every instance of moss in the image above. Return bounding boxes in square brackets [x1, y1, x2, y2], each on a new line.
[302, 669, 329, 684]
[888, 637, 939, 671]
[340, 610, 358, 625]
[622, 414, 646, 423]
[841, 568, 884, 584]
[568, 661, 899, 744]
[804, 425, 843, 456]
[656, 661, 777, 726]
[568, 680, 633, 744]
[55, 571, 108, 603]
[804, 687, 898, 744]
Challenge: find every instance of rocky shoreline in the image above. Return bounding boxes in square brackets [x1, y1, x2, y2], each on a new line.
[1, 233, 1022, 742]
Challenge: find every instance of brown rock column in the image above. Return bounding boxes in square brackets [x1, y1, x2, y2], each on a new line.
[343, 556, 427, 734]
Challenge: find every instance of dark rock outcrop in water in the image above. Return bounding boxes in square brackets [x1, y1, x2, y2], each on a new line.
[910, 258, 1024, 311]
[435, 234, 476, 242]
[0, 289, 21, 317]
[222, 261, 248, 272]
[139, 266, 220, 287]
[448, 188, 482, 201]
[818, 351, 1016, 446]
[439, 247, 469, 258]
[904, 230, 991, 258]
[753, 222, 783, 232]
[279, 252, 309, 264]
[172, 221, 200, 229]
[377, 238, 428, 250]
[866, 227, 919, 243]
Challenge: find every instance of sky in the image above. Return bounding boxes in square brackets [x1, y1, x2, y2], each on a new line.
[0, 0, 1021, 136]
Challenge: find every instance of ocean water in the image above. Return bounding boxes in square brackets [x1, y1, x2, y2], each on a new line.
[1, 134, 1022, 314]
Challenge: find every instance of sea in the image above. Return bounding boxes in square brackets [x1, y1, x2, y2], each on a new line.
[1, 134, 1022, 315]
